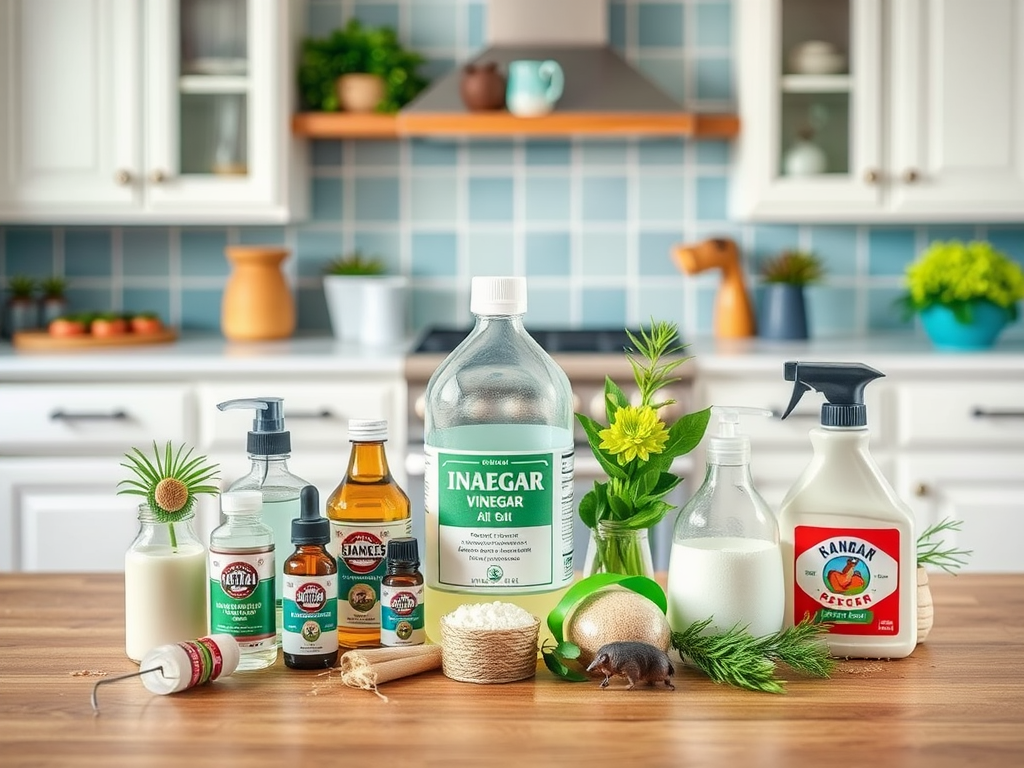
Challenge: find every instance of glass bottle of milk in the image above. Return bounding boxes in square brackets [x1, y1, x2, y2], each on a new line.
[124, 505, 208, 663]
[667, 406, 784, 638]
[423, 276, 575, 646]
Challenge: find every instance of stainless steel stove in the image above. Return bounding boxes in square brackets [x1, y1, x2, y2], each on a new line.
[403, 326, 697, 570]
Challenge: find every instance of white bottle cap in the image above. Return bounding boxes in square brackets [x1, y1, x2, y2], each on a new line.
[349, 418, 388, 442]
[220, 490, 263, 515]
[707, 406, 773, 466]
[470, 276, 527, 315]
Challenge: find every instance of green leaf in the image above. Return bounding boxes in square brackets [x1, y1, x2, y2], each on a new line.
[607, 494, 633, 520]
[555, 641, 581, 660]
[621, 499, 675, 529]
[541, 642, 590, 682]
[578, 488, 600, 530]
[575, 413, 628, 480]
[603, 377, 630, 420]
[662, 407, 712, 457]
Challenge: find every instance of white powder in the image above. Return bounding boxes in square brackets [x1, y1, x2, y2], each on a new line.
[443, 601, 535, 630]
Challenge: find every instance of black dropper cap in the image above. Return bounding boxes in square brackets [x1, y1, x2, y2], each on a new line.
[386, 537, 420, 569]
[292, 485, 329, 545]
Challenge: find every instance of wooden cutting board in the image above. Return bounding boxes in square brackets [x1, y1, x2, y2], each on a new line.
[11, 328, 178, 351]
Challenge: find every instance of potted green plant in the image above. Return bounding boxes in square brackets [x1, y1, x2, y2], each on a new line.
[322, 251, 408, 346]
[39, 276, 69, 328]
[2, 275, 39, 339]
[298, 19, 428, 113]
[757, 250, 825, 340]
[899, 240, 1024, 350]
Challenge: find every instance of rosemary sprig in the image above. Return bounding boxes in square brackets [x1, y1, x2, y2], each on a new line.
[671, 617, 835, 694]
[624, 320, 692, 409]
[916, 517, 973, 573]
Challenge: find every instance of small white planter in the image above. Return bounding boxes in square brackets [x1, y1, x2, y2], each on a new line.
[323, 275, 409, 347]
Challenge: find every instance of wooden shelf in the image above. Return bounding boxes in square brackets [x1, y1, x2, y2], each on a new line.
[291, 111, 739, 139]
[780, 74, 853, 93]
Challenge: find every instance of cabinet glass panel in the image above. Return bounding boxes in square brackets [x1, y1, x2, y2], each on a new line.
[779, 0, 851, 178]
[179, 0, 249, 177]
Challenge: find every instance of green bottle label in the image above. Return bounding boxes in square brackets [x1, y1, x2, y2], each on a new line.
[209, 547, 275, 650]
[282, 574, 338, 656]
[426, 447, 575, 591]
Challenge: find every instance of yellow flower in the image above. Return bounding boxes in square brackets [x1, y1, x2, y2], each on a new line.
[598, 406, 670, 465]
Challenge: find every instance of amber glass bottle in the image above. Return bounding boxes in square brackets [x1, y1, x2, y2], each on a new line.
[326, 420, 411, 648]
[283, 486, 338, 670]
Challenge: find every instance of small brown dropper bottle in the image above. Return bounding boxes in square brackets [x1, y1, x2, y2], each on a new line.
[380, 537, 425, 647]
[283, 485, 339, 670]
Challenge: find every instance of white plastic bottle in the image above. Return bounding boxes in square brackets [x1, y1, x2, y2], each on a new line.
[138, 634, 240, 694]
[777, 361, 917, 658]
[423, 276, 575, 644]
[209, 490, 278, 670]
[667, 406, 784, 638]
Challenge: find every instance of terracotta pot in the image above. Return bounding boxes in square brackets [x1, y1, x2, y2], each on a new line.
[459, 62, 506, 111]
[336, 73, 386, 113]
[221, 245, 295, 341]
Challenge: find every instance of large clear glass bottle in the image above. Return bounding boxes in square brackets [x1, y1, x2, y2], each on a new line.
[667, 407, 784, 638]
[423, 276, 575, 645]
[217, 397, 310, 647]
[124, 505, 207, 663]
[209, 490, 277, 671]
[326, 419, 411, 649]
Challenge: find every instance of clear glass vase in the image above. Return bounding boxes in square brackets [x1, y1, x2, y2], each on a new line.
[124, 505, 208, 663]
[583, 520, 655, 579]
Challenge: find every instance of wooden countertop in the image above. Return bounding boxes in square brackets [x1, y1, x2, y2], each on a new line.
[1, 573, 1022, 767]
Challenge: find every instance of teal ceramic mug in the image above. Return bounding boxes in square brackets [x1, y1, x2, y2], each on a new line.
[506, 60, 564, 117]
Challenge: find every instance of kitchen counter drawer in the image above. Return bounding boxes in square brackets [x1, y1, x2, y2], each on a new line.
[197, 379, 407, 455]
[0, 384, 191, 454]
[897, 382, 1024, 448]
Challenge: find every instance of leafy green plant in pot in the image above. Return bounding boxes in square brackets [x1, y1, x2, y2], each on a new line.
[898, 240, 1024, 350]
[298, 19, 428, 113]
[39, 276, 69, 328]
[757, 250, 825, 340]
[2, 275, 39, 339]
[322, 251, 409, 347]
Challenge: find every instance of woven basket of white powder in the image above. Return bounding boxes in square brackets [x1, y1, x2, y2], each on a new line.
[439, 602, 540, 684]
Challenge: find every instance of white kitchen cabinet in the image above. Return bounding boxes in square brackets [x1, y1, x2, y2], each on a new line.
[0, 0, 307, 224]
[734, 0, 1024, 222]
[0, 367, 406, 572]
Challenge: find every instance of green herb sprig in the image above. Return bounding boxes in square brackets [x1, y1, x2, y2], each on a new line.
[671, 617, 835, 694]
[916, 518, 972, 573]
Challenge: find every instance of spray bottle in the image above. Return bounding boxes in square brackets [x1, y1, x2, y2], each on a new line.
[667, 406, 784, 638]
[217, 397, 312, 647]
[778, 361, 916, 658]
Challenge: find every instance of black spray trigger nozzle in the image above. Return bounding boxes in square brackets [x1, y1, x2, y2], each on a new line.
[782, 361, 885, 428]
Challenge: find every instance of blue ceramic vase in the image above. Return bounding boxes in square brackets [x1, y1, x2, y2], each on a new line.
[759, 284, 808, 340]
[919, 301, 1010, 350]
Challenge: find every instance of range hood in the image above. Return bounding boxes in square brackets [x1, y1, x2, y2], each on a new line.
[400, 0, 726, 136]
[291, 0, 739, 139]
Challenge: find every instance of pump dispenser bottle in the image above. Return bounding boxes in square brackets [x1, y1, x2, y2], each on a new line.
[217, 397, 312, 646]
[667, 406, 784, 638]
[778, 361, 916, 658]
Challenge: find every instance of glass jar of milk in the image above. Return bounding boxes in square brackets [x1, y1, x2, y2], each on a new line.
[124, 505, 208, 663]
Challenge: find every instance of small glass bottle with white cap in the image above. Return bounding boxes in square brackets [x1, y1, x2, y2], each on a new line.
[209, 490, 277, 670]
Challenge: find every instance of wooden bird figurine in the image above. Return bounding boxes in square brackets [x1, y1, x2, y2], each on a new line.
[672, 237, 756, 339]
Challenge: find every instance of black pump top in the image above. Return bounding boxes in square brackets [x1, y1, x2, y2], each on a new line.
[782, 361, 885, 428]
[291, 485, 329, 545]
[216, 397, 292, 456]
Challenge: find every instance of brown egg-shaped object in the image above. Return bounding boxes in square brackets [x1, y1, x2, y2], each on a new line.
[564, 588, 672, 669]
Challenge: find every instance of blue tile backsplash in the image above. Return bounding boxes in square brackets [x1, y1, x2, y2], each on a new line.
[3, 0, 1024, 340]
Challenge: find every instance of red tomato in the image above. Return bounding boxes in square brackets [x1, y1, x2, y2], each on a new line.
[48, 318, 87, 337]
[129, 315, 164, 334]
[90, 317, 128, 337]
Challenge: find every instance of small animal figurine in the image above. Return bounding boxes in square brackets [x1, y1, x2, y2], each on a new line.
[585, 641, 675, 690]
[672, 237, 756, 339]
